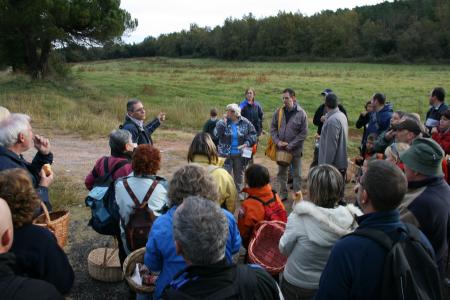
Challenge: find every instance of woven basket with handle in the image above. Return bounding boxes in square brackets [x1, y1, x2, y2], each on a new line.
[33, 201, 69, 248]
[88, 247, 122, 282]
[123, 247, 155, 294]
[248, 220, 287, 275]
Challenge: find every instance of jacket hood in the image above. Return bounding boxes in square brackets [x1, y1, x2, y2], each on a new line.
[379, 103, 393, 114]
[242, 184, 274, 202]
[293, 200, 362, 246]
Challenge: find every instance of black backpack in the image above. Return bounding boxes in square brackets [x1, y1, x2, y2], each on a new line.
[122, 177, 158, 251]
[85, 157, 128, 236]
[164, 264, 257, 300]
[349, 223, 443, 300]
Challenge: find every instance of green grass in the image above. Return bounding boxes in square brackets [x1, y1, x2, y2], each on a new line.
[2, 58, 449, 208]
[3, 58, 449, 155]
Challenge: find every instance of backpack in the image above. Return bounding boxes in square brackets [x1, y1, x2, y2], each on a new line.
[85, 157, 128, 235]
[349, 223, 443, 300]
[250, 191, 287, 222]
[164, 264, 257, 300]
[122, 177, 158, 251]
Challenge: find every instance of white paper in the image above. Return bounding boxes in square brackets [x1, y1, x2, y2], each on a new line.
[242, 147, 252, 158]
[131, 264, 142, 286]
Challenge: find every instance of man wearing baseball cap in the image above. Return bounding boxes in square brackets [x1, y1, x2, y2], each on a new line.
[392, 118, 424, 145]
[399, 138, 450, 275]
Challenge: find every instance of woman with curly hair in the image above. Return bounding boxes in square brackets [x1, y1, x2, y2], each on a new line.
[115, 144, 169, 257]
[144, 164, 241, 300]
[187, 132, 237, 212]
[0, 168, 74, 295]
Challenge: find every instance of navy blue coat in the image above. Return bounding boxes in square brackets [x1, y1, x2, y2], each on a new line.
[121, 115, 160, 145]
[315, 210, 434, 300]
[0, 146, 52, 210]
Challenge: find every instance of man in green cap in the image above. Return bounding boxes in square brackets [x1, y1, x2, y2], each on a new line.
[399, 137, 450, 276]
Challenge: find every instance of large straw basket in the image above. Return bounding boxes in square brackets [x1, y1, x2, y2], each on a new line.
[33, 201, 69, 248]
[123, 247, 155, 294]
[276, 150, 292, 167]
[88, 248, 122, 282]
[248, 221, 287, 275]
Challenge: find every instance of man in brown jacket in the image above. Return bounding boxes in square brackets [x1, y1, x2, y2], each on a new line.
[270, 88, 308, 200]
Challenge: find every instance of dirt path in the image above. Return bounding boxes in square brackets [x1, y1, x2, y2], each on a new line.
[25, 128, 355, 299]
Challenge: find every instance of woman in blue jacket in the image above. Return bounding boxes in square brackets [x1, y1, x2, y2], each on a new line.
[144, 164, 241, 300]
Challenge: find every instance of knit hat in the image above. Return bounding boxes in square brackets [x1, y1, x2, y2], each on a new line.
[226, 103, 241, 117]
[400, 138, 444, 176]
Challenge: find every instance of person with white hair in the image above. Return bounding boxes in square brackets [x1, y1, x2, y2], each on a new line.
[214, 103, 257, 198]
[0, 113, 53, 209]
[162, 196, 282, 300]
[0, 106, 10, 122]
[0, 198, 63, 299]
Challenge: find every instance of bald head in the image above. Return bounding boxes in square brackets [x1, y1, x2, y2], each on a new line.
[0, 198, 13, 253]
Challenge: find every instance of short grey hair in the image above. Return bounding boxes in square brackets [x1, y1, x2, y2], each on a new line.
[127, 98, 141, 112]
[308, 164, 344, 208]
[168, 164, 219, 207]
[109, 129, 132, 153]
[0, 113, 31, 148]
[173, 196, 228, 265]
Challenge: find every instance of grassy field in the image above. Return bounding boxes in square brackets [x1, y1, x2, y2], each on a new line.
[1, 57, 450, 167]
[2, 58, 450, 131]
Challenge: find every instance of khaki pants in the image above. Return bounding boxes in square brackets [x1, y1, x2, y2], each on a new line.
[277, 154, 302, 199]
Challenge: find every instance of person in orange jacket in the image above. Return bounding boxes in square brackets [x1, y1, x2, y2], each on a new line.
[238, 164, 287, 248]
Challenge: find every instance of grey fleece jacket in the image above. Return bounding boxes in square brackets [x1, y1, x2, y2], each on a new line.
[270, 105, 308, 156]
[318, 108, 349, 170]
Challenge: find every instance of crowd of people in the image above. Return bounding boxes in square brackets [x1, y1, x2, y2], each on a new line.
[0, 85, 448, 300]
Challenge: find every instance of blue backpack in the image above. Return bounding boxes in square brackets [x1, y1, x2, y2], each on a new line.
[85, 157, 128, 235]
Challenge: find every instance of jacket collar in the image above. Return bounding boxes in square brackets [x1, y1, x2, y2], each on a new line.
[125, 114, 144, 129]
[242, 184, 274, 200]
[408, 176, 442, 189]
[0, 146, 24, 163]
[0, 252, 17, 278]
[357, 209, 401, 229]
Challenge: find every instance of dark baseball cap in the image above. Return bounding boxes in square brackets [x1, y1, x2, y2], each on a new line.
[392, 119, 422, 135]
[320, 88, 333, 96]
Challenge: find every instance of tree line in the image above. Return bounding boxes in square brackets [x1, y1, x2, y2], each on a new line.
[62, 0, 450, 64]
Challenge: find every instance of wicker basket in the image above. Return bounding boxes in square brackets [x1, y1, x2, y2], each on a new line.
[123, 247, 155, 294]
[33, 201, 69, 248]
[248, 221, 287, 275]
[276, 150, 292, 166]
[88, 248, 123, 282]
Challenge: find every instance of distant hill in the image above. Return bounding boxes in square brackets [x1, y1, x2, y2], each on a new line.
[62, 0, 450, 63]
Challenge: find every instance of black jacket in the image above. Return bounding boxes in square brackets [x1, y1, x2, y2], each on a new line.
[0, 146, 52, 210]
[0, 252, 62, 300]
[203, 119, 219, 145]
[11, 224, 74, 294]
[240, 101, 264, 136]
[313, 103, 347, 135]
[162, 261, 280, 300]
[121, 115, 161, 145]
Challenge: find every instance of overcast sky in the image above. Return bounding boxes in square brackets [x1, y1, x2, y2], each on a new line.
[120, 0, 391, 43]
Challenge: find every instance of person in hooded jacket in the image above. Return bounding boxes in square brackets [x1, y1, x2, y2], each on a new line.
[366, 92, 393, 136]
[279, 165, 362, 299]
[238, 164, 286, 248]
